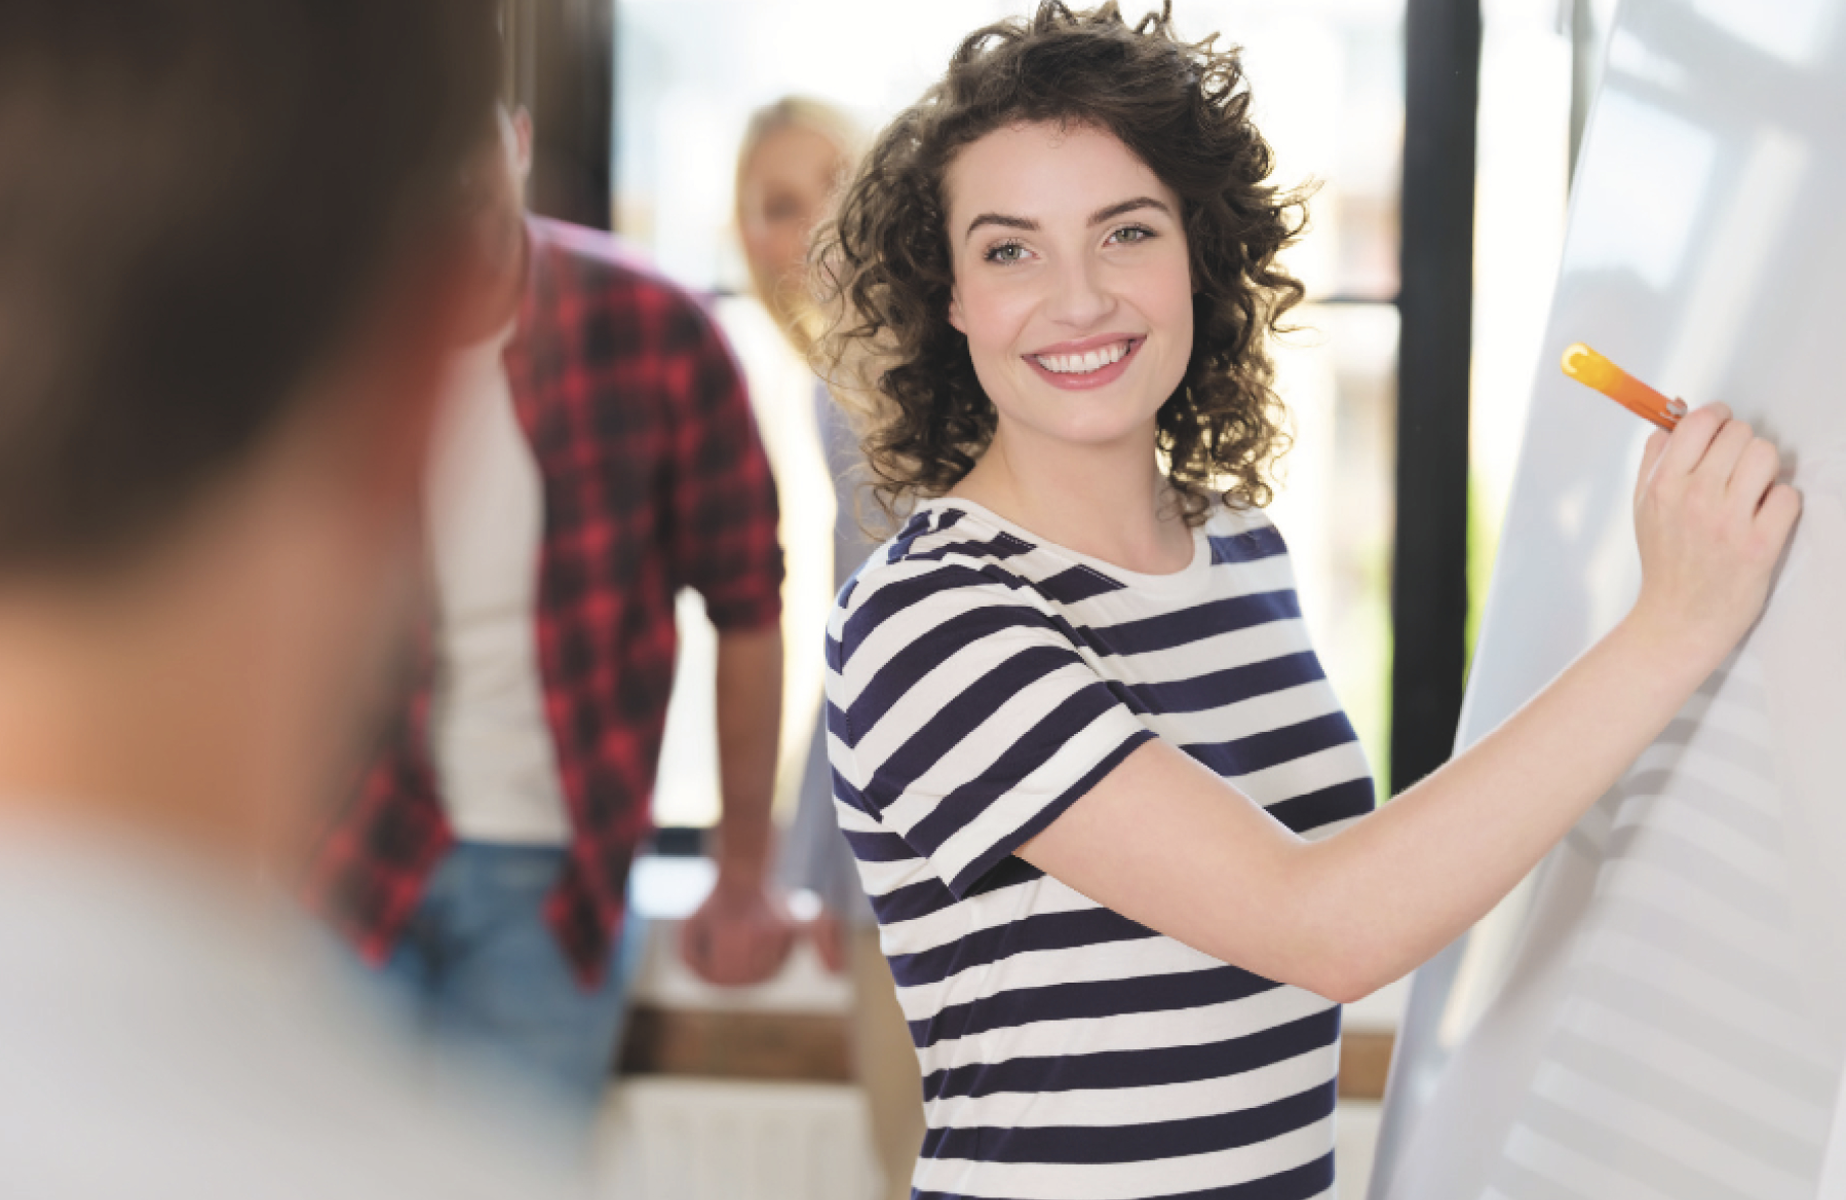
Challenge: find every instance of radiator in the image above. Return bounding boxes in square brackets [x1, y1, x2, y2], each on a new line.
[596, 1077, 882, 1200]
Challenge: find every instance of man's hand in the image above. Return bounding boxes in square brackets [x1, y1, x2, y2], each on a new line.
[678, 869, 795, 986]
[685, 624, 790, 984]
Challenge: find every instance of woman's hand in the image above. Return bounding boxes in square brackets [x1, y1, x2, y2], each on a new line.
[1629, 403, 1801, 665]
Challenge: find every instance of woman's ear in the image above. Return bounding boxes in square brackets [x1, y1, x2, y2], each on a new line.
[947, 285, 966, 334]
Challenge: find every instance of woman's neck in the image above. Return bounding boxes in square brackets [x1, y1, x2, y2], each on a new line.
[949, 422, 1196, 575]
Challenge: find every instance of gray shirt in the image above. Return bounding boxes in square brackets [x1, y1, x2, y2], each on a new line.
[0, 820, 587, 1200]
[778, 384, 884, 926]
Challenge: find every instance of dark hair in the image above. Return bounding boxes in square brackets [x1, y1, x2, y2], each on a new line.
[0, 0, 500, 571]
[812, 1, 1308, 526]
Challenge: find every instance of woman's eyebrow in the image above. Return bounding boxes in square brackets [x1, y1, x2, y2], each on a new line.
[963, 197, 1174, 242]
[1089, 196, 1172, 224]
[964, 212, 1039, 241]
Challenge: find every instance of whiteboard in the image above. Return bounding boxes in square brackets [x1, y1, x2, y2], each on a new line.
[1370, 1, 1846, 1197]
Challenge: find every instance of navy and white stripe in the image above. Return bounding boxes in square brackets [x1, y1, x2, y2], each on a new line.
[825, 499, 1375, 1199]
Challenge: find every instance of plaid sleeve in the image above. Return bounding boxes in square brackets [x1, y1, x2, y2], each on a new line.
[300, 700, 452, 963]
[665, 302, 784, 630]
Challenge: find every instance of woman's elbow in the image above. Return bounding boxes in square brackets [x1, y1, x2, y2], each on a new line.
[1284, 940, 1402, 1005]
[1311, 969, 1381, 1007]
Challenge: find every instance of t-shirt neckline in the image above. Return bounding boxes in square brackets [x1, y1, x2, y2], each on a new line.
[921, 496, 1215, 598]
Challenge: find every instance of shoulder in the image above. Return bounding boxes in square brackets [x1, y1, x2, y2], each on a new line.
[844, 504, 1042, 614]
[528, 215, 672, 295]
[527, 216, 717, 336]
[1202, 495, 1276, 538]
[1201, 498, 1292, 565]
[830, 504, 1067, 673]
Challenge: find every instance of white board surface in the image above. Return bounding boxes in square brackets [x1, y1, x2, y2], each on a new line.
[1370, 1, 1846, 1196]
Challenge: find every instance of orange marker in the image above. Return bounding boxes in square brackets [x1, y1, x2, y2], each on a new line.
[1560, 343, 1688, 431]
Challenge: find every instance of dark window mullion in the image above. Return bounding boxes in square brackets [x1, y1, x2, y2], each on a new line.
[1390, 0, 1480, 795]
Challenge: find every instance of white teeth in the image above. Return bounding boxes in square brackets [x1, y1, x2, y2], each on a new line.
[1033, 341, 1132, 374]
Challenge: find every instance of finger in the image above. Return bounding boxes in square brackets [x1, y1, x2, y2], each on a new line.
[742, 926, 786, 982]
[709, 924, 778, 986]
[1727, 437, 1781, 510]
[739, 926, 783, 978]
[1695, 417, 1754, 493]
[1655, 402, 1731, 481]
[675, 930, 708, 974]
[748, 929, 784, 978]
[712, 952, 748, 987]
[678, 922, 715, 981]
[809, 913, 847, 973]
[1757, 483, 1802, 549]
[816, 932, 847, 974]
[716, 943, 768, 987]
[706, 927, 747, 974]
[697, 939, 740, 985]
[767, 925, 796, 971]
[1635, 429, 1670, 506]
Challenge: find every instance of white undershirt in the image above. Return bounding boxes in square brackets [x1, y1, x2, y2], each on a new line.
[423, 326, 571, 846]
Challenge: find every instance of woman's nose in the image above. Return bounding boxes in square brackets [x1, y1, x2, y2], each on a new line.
[1043, 255, 1115, 328]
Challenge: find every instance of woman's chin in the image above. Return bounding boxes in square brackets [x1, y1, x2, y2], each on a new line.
[1013, 405, 1163, 454]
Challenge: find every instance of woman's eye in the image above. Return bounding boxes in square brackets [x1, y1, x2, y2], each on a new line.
[1110, 224, 1155, 245]
[983, 240, 1028, 265]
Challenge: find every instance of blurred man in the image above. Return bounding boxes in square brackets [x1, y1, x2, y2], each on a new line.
[306, 103, 794, 1115]
[0, 1, 583, 1194]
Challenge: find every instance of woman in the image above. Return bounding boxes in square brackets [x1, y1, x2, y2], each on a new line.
[734, 97, 928, 1200]
[812, 3, 1800, 1197]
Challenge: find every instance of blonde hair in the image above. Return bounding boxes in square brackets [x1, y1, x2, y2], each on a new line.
[734, 96, 861, 356]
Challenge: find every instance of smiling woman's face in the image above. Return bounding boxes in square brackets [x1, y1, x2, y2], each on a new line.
[739, 123, 844, 294]
[945, 122, 1194, 455]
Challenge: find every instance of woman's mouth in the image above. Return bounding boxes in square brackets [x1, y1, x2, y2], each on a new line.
[1024, 337, 1143, 390]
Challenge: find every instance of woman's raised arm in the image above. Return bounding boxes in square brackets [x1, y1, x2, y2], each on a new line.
[1020, 403, 1801, 1002]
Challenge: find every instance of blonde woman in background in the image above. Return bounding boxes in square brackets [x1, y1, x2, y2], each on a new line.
[735, 97, 925, 1200]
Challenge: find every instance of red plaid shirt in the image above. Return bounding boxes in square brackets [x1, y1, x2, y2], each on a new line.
[307, 217, 783, 987]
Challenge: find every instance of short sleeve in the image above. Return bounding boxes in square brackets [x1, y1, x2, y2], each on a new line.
[664, 300, 783, 630]
[829, 567, 1156, 898]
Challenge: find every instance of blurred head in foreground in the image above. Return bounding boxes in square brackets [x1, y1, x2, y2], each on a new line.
[735, 96, 860, 356]
[0, 4, 595, 1196]
[0, 0, 498, 862]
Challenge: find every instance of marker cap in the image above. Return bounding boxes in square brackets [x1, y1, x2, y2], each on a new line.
[1561, 343, 1687, 431]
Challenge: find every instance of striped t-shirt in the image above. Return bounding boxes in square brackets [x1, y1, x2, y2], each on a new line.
[824, 498, 1376, 1200]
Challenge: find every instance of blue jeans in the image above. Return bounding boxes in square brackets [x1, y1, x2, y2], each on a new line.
[365, 842, 647, 1118]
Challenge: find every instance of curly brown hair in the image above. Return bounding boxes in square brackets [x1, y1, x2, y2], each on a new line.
[811, 0, 1309, 527]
